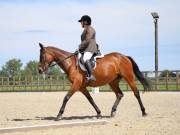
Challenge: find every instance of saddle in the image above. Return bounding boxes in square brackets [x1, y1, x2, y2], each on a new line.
[78, 51, 104, 71]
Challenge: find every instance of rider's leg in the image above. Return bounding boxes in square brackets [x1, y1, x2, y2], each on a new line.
[83, 52, 93, 62]
[83, 52, 96, 82]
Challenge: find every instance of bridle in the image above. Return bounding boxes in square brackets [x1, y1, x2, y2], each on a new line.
[39, 49, 78, 69]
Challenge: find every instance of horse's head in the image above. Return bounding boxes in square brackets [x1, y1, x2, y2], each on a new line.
[38, 43, 55, 74]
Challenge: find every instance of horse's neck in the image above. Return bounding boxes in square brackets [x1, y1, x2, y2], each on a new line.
[50, 48, 75, 74]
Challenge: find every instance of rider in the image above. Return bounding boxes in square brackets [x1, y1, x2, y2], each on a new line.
[78, 15, 98, 82]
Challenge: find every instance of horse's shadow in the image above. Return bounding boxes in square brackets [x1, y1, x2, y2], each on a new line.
[12, 115, 111, 122]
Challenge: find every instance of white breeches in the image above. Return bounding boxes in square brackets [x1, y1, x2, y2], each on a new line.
[83, 52, 93, 62]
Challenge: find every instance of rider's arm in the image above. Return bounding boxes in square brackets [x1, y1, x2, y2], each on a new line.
[79, 28, 95, 51]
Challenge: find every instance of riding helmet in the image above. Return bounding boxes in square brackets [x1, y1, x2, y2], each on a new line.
[78, 15, 91, 25]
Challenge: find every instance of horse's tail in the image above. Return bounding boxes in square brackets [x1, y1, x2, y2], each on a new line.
[127, 56, 151, 91]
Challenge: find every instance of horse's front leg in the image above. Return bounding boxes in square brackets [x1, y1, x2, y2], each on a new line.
[80, 87, 102, 118]
[55, 91, 74, 121]
[56, 79, 81, 121]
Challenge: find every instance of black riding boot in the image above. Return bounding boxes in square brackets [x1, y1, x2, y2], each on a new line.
[84, 60, 96, 82]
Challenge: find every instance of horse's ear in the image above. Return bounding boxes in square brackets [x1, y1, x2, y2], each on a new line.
[39, 42, 44, 50]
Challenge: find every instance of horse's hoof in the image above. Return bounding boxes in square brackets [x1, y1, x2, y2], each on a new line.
[97, 114, 102, 119]
[142, 112, 148, 117]
[55, 114, 62, 121]
[111, 111, 116, 118]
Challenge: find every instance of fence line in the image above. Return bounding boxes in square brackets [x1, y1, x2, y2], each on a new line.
[0, 70, 180, 92]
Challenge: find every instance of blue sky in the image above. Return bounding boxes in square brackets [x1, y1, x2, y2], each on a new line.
[0, 0, 179, 71]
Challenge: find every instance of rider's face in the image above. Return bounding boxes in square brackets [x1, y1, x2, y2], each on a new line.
[80, 21, 84, 28]
[80, 21, 88, 28]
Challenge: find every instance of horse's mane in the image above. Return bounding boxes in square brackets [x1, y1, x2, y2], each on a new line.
[46, 46, 72, 56]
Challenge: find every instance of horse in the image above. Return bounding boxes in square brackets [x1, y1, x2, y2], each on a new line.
[38, 43, 151, 120]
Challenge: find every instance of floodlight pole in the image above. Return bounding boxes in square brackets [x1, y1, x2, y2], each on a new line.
[151, 12, 159, 90]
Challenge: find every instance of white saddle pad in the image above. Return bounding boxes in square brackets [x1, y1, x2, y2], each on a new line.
[78, 53, 104, 71]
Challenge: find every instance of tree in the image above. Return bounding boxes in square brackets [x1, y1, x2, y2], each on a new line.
[48, 65, 62, 76]
[1, 59, 23, 77]
[159, 70, 176, 77]
[0, 67, 7, 76]
[24, 60, 39, 76]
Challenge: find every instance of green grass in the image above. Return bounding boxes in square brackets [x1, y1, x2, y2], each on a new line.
[0, 82, 180, 92]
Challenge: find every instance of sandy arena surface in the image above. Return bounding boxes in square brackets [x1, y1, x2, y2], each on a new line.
[0, 91, 180, 135]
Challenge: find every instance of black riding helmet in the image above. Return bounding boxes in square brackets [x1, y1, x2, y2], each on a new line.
[78, 15, 91, 25]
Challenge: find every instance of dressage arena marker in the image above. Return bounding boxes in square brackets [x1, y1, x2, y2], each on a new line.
[0, 120, 108, 134]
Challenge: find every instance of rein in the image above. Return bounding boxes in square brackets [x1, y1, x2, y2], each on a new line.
[49, 51, 78, 67]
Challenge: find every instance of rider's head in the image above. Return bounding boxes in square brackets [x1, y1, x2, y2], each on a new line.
[78, 15, 91, 28]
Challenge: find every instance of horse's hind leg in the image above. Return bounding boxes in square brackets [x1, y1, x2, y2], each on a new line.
[124, 72, 147, 116]
[109, 78, 124, 117]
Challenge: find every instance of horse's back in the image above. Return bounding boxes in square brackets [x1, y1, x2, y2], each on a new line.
[96, 52, 133, 75]
[98, 52, 129, 64]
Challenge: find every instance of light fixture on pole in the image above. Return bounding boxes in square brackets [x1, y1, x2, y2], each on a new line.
[151, 12, 159, 90]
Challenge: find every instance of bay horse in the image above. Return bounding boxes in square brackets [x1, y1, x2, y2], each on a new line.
[38, 43, 151, 120]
